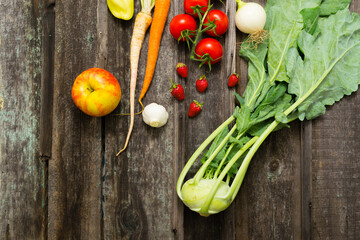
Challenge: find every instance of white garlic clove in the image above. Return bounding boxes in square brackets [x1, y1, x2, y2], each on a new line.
[142, 103, 169, 128]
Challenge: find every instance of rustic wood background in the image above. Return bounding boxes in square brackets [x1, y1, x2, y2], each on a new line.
[0, 0, 359, 239]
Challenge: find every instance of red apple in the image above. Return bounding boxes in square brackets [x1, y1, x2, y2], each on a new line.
[71, 68, 121, 117]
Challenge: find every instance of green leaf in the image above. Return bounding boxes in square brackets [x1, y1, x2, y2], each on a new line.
[319, 0, 351, 16]
[300, 7, 320, 35]
[275, 112, 289, 124]
[287, 9, 360, 120]
[235, 104, 251, 133]
[265, 0, 321, 83]
[239, 43, 268, 110]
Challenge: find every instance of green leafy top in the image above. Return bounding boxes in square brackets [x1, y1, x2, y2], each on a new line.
[286, 9, 360, 120]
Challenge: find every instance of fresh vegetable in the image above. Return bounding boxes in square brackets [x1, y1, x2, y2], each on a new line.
[203, 9, 229, 37]
[196, 75, 208, 93]
[170, 0, 223, 69]
[235, 1, 266, 34]
[177, 0, 360, 216]
[71, 68, 121, 117]
[188, 100, 203, 117]
[138, 0, 171, 110]
[184, 0, 209, 18]
[195, 38, 223, 68]
[227, 73, 239, 87]
[170, 79, 185, 101]
[176, 63, 188, 78]
[142, 103, 169, 128]
[107, 0, 134, 20]
[169, 14, 197, 42]
[117, 0, 155, 156]
[181, 178, 231, 216]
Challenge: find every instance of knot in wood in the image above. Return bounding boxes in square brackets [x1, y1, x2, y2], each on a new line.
[119, 206, 141, 233]
[269, 159, 279, 172]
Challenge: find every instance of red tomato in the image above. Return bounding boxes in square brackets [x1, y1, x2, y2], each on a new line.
[184, 0, 209, 18]
[195, 38, 223, 65]
[203, 10, 229, 37]
[169, 14, 197, 41]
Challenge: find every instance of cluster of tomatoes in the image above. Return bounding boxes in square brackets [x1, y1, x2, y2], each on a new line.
[169, 0, 229, 67]
[168, 1, 239, 118]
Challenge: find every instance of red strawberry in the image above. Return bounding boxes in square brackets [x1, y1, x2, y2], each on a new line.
[228, 73, 239, 87]
[176, 63, 188, 78]
[196, 75, 208, 93]
[169, 78, 185, 100]
[188, 100, 203, 117]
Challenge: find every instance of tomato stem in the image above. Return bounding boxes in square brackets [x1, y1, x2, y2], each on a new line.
[189, 3, 213, 62]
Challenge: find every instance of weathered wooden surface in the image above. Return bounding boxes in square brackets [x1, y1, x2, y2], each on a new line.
[0, 0, 46, 239]
[1, 0, 360, 239]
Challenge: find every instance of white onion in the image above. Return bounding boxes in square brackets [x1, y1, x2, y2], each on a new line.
[235, 2, 266, 34]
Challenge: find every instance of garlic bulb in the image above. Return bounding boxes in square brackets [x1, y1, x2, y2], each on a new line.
[142, 103, 169, 128]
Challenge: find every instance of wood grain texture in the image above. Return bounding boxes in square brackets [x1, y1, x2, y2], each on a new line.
[310, 2, 360, 240]
[104, 0, 177, 238]
[311, 94, 360, 240]
[0, 0, 46, 239]
[1, 0, 360, 239]
[48, 0, 102, 239]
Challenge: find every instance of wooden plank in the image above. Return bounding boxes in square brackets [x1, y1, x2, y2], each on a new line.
[181, 0, 238, 239]
[311, 93, 360, 238]
[301, 121, 312, 240]
[104, 0, 179, 237]
[0, 0, 46, 239]
[48, 0, 103, 238]
[309, 3, 360, 240]
[103, 1, 139, 238]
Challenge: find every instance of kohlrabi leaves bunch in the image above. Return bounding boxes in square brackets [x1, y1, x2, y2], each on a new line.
[177, 0, 360, 217]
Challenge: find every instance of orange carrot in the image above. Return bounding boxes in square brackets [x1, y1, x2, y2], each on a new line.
[117, 1, 154, 156]
[138, 0, 171, 110]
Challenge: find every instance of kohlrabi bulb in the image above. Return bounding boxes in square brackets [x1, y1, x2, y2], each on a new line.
[181, 178, 231, 216]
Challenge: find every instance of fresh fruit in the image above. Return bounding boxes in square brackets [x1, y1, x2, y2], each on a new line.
[228, 73, 239, 87]
[170, 79, 185, 100]
[170, 14, 197, 41]
[184, 0, 209, 18]
[195, 38, 223, 67]
[176, 63, 188, 78]
[188, 100, 203, 117]
[71, 68, 121, 117]
[196, 75, 208, 92]
[203, 9, 229, 37]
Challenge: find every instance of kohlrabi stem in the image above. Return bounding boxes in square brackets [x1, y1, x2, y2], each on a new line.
[194, 124, 237, 183]
[227, 120, 279, 201]
[227, 95, 303, 201]
[213, 131, 245, 179]
[199, 136, 258, 215]
[176, 116, 235, 200]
